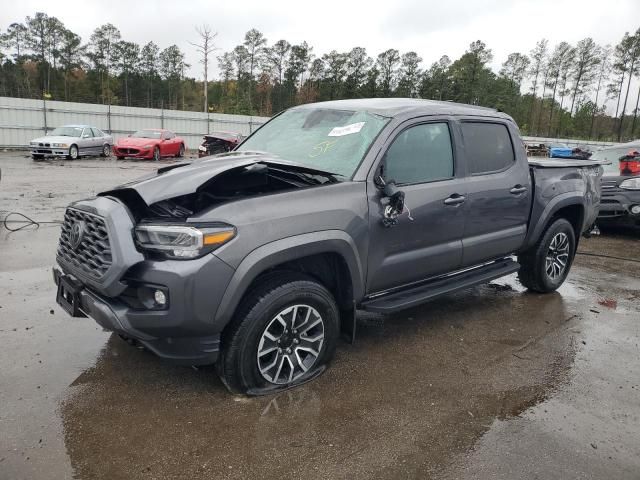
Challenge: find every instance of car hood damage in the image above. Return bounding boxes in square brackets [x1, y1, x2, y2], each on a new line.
[99, 151, 339, 220]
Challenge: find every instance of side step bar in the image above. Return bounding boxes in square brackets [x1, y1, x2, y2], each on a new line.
[361, 259, 520, 314]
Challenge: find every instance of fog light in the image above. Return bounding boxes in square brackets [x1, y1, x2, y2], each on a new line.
[154, 289, 167, 306]
[631, 205, 640, 215]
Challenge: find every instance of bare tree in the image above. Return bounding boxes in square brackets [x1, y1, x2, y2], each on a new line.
[590, 45, 612, 138]
[569, 38, 601, 116]
[190, 25, 217, 113]
[528, 39, 548, 128]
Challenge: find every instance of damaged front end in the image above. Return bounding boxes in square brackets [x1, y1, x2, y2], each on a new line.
[100, 153, 340, 225]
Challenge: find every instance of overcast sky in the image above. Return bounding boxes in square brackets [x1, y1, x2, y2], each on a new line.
[2, 0, 639, 82]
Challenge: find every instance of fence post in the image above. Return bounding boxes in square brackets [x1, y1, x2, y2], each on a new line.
[161, 100, 164, 129]
[207, 110, 210, 134]
[249, 118, 253, 134]
[107, 102, 112, 133]
[42, 97, 48, 134]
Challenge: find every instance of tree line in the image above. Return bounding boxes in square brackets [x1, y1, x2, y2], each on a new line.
[1, 12, 640, 141]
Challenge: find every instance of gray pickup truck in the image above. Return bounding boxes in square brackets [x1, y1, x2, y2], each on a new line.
[53, 99, 603, 395]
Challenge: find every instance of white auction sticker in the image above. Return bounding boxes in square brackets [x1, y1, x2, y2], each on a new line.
[328, 122, 365, 137]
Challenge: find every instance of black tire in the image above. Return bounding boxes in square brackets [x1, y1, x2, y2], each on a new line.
[518, 218, 576, 293]
[31, 154, 44, 161]
[67, 144, 79, 160]
[101, 144, 111, 157]
[153, 146, 160, 161]
[116, 156, 125, 160]
[218, 272, 339, 394]
[176, 143, 185, 158]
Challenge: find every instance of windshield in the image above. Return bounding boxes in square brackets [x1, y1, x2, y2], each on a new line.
[132, 130, 162, 139]
[237, 108, 390, 178]
[51, 126, 83, 137]
[591, 146, 639, 175]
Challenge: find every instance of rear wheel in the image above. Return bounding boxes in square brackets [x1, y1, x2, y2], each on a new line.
[153, 146, 160, 161]
[518, 218, 576, 293]
[67, 145, 79, 160]
[218, 273, 339, 394]
[101, 144, 111, 157]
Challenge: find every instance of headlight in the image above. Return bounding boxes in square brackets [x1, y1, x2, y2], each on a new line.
[134, 224, 236, 259]
[619, 178, 640, 190]
[198, 145, 206, 151]
[52, 143, 69, 148]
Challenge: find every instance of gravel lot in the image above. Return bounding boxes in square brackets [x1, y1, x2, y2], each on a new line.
[1, 152, 639, 480]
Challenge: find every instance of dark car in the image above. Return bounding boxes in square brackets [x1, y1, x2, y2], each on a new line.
[590, 141, 640, 227]
[52, 98, 604, 395]
[198, 132, 244, 157]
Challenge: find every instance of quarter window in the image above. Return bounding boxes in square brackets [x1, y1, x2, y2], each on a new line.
[461, 122, 515, 174]
[384, 123, 454, 185]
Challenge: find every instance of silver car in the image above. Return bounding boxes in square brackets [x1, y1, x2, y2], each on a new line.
[30, 124, 113, 160]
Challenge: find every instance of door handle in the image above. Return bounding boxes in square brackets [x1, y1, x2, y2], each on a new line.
[443, 194, 466, 206]
[510, 185, 528, 195]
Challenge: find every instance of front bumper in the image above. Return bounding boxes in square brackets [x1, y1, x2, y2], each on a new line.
[54, 251, 235, 364]
[113, 146, 153, 158]
[597, 190, 640, 226]
[31, 147, 68, 157]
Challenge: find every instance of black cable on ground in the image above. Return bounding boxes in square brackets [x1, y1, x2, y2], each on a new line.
[2, 211, 62, 232]
[576, 251, 640, 264]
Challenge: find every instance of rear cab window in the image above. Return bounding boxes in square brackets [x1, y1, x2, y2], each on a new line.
[461, 122, 515, 174]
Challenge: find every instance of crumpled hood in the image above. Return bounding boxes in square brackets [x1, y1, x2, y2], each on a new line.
[31, 135, 76, 144]
[99, 152, 325, 206]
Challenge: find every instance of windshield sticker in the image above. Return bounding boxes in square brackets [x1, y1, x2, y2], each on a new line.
[328, 122, 365, 137]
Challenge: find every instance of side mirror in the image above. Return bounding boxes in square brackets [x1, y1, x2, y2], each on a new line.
[376, 175, 406, 227]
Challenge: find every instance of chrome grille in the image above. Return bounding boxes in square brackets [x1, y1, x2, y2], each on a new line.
[57, 208, 112, 279]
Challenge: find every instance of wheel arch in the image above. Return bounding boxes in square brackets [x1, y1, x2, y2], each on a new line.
[523, 194, 585, 251]
[213, 231, 365, 331]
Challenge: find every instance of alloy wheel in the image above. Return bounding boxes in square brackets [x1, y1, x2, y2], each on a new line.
[545, 232, 570, 280]
[257, 304, 325, 385]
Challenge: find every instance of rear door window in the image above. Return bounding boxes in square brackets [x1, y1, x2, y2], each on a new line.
[91, 128, 103, 137]
[461, 122, 515, 174]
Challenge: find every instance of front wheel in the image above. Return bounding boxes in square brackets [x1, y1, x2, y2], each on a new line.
[67, 145, 79, 160]
[176, 144, 185, 158]
[218, 273, 339, 395]
[518, 218, 576, 293]
[153, 146, 160, 161]
[32, 154, 44, 161]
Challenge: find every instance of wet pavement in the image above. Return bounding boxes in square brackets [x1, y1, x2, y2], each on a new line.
[1, 153, 639, 479]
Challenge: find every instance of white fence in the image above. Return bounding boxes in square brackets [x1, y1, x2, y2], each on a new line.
[0, 96, 269, 150]
[0, 96, 622, 152]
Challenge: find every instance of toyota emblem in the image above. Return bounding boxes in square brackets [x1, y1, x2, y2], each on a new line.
[69, 220, 86, 250]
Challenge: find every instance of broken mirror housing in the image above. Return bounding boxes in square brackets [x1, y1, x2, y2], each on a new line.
[134, 224, 236, 259]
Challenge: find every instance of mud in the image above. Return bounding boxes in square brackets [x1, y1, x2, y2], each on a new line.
[0, 153, 639, 479]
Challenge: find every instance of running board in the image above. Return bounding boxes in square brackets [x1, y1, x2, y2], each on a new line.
[361, 259, 520, 314]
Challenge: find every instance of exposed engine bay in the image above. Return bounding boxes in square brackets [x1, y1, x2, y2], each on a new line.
[102, 161, 338, 222]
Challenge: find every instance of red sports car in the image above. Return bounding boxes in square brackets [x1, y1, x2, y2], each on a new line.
[113, 129, 185, 161]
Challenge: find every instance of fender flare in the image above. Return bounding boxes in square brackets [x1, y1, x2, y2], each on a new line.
[523, 192, 586, 250]
[212, 230, 365, 329]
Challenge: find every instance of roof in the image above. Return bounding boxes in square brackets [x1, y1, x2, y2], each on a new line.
[292, 98, 511, 120]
